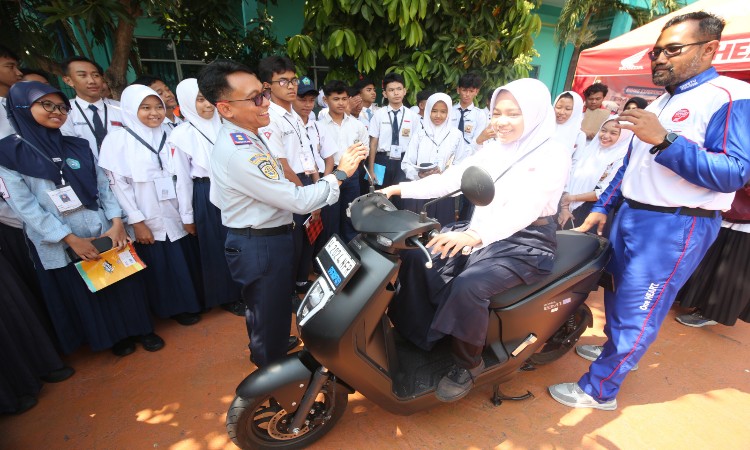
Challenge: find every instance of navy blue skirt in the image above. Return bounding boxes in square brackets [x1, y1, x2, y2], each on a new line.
[0, 252, 63, 413]
[192, 179, 241, 307]
[135, 237, 202, 318]
[30, 245, 154, 354]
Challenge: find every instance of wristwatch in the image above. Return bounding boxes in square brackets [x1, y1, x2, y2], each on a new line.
[650, 132, 679, 154]
[332, 169, 348, 181]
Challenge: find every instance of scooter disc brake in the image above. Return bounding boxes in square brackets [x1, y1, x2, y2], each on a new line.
[266, 409, 310, 440]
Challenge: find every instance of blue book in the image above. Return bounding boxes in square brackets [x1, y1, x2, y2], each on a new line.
[365, 163, 386, 184]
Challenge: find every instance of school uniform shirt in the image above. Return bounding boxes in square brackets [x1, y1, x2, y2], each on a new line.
[162, 115, 183, 131]
[303, 119, 336, 166]
[60, 96, 124, 160]
[97, 85, 187, 242]
[449, 103, 488, 164]
[599, 68, 750, 213]
[260, 102, 322, 175]
[0, 97, 14, 138]
[0, 97, 22, 228]
[169, 122, 213, 225]
[318, 113, 369, 165]
[401, 93, 461, 181]
[401, 80, 570, 249]
[360, 104, 378, 129]
[368, 105, 417, 156]
[209, 121, 340, 229]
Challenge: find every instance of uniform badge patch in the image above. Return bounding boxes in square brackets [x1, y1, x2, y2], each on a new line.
[231, 132, 251, 145]
[263, 131, 272, 139]
[249, 153, 280, 180]
[65, 158, 81, 169]
[110, 121, 123, 127]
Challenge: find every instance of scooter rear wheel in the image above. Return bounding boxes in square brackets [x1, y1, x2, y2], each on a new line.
[226, 383, 348, 449]
[527, 303, 593, 365]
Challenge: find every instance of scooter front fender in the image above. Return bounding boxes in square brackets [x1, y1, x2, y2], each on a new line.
[235, 352, 354, 414]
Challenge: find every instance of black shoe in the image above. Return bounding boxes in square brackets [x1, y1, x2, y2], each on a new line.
[287, 335, 300, 351]
[112, 337, 136, 357]
[221, 301, 246, 317]
[138, 333, 165, 352]
[13, 395, 38, 414]
[40, 365, 75, 383]
[435, 360, 485, 403]
[171, 312, 201, 326]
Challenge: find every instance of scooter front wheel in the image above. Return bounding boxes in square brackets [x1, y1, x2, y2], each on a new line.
[226, 383, 348, 450]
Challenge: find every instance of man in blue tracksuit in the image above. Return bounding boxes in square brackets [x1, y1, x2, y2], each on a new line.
[549, 12, 750, 410]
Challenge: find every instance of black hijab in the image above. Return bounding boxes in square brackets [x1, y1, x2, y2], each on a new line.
[0, 81, 99, 209]
[623, 97, 648, 110]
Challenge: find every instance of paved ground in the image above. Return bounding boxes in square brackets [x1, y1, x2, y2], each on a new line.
[1, 289, 748, 450]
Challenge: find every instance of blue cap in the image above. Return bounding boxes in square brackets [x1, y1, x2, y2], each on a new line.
[297, 76, 317, 97]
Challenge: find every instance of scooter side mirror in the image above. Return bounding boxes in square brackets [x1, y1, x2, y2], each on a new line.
[460, 166, 495, 206]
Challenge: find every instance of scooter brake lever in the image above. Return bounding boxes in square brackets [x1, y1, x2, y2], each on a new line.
[408, 237, 433, 269]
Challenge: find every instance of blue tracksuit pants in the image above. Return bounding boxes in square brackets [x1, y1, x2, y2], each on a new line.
[578, 202, 720, 402]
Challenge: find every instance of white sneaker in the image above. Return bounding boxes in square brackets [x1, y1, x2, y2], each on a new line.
[548, 382, 617, 411]
[576, 345, 638, 371]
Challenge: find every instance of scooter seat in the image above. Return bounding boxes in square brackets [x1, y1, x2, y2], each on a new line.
[489, 231, 604, 309]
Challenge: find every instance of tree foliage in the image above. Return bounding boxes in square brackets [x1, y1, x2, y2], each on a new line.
[1, 0, 281, 96]
[555, 0, 685, 89]
[286, 0, 543, 105]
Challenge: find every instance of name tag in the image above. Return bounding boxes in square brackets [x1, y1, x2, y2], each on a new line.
[299, 148, 317, 174]
[47, 185, 83, 214]
[154, 176, 177, 201]
[0, 177, 9, 199]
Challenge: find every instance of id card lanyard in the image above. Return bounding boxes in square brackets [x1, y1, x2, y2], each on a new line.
[282, 115, 317, 174]
[74, 100, 108, 151]
[123, 127, 167, 171]
[425, 132, 450, 167]
[190, 123, 214, 145]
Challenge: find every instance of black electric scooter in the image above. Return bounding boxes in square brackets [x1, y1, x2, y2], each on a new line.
[226, 167, 611, 450]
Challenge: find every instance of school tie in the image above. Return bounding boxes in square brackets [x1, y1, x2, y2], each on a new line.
[88, 104, 107, 151]
[390, 109, 399, 146]
[458, 108, 470, 144]
[366, 108, 373, 121]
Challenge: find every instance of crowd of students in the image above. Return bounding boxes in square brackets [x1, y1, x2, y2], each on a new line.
[1, 28, 748, 415]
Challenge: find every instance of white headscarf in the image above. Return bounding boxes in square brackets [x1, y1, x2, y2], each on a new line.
[552, 91, 584, 153]
[484, 78, 557, 167]
[98, 84, 167, 182]
[167, 78, 221, 172]
[567, 116, 634, 211]
[422, 93, 452, 142]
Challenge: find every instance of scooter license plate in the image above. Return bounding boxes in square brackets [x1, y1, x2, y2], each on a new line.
[315, 234, 361, 294]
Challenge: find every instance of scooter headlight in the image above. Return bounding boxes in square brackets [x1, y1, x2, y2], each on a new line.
[297, 278, 334, 326]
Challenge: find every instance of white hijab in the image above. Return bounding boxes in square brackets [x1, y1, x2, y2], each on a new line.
[422, 93, 452, 143]
[567, 117, 634, 211]
[552, 91, 584, 152]
[167, 78, 221, 172]
[98, 84, 167, 182]
[483, 78, 558, 169]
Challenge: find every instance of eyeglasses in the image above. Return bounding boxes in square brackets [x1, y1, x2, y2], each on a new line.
[648, 41, 710, 61]
[270, 78, 300, 87]
[35, 100, 71, 114]
[218, 89, 271, 107]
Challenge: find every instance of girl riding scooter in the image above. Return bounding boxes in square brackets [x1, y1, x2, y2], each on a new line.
[381, 78, 570, 402]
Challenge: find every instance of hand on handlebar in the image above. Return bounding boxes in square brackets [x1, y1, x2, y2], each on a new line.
[377, 185, 401, 199]
[574, 212, 607, 236]
[427, 231, 481, 259]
